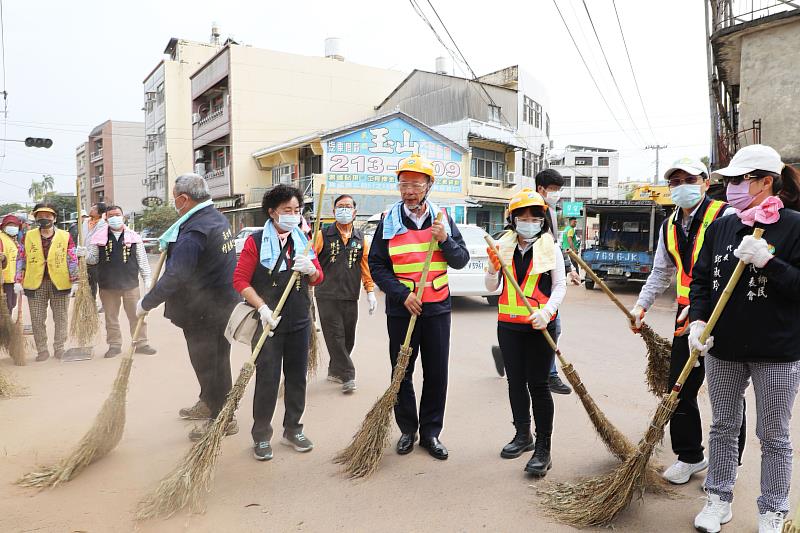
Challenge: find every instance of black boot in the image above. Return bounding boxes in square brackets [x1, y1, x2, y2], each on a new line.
[524, 435, 552, 476]
[500, 428, 534, 459]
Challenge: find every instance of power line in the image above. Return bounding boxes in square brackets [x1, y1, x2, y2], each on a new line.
[550, 0, 638, 147]
[611, 0, 657, 142]
[579, 0, 646, 146]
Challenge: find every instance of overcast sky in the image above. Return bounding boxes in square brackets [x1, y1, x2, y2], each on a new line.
[0, 0, 710, 204]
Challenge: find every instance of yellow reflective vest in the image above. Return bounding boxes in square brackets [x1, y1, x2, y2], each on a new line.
[22, 228, 72, 291]
[0, 231, 19, 283]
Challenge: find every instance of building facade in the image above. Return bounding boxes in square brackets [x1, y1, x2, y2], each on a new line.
[375, 65, 551, 234]
[548, 145, 620, 204]
[76, 142, 90, 211]
[81, 120, 146, 215]
[143, 37, 220, 205]
[707, 3, 800, 167]
[189, 41, 407, 213]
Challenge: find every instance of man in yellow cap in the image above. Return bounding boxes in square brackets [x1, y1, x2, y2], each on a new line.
[16, 202, 79, 361]
[368, 153, 469, 460]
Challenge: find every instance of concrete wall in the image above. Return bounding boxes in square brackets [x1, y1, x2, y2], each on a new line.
[738, 18, 800, 163]
[551, 149, 620, 201]
[224, 45, 407, 199]
[109, 121, 145, 214]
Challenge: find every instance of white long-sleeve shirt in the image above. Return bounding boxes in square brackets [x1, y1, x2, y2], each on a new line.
[485, 238, 566, 316]
[86, 229, 152, 284]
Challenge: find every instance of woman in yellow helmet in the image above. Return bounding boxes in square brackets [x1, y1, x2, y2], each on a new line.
[485, 188, 566, 476]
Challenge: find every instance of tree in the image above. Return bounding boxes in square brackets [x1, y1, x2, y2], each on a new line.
[40, 192, 77, 222]
[700, 156, 711, 170]
[0, 202, 26, 216]
[27, 174, 55, 202]
[138, 205, 179, 235]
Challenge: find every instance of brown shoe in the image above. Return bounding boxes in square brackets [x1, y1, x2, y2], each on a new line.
[188, 418, 238, 442]
[35, 351, 50, 362]
[179, 400, 212, 420]
[54, 348, 64, 360]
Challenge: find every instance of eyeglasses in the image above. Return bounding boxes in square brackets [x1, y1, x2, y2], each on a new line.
[397, 182, 427, 191]
[667, 175, 704, 188]
[722, 174, 761, 186]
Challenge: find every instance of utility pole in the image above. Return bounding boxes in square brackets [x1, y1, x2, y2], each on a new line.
[645, 144, 667, 184]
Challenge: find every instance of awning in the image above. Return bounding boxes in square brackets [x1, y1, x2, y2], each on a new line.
[213, 197, 239, 210]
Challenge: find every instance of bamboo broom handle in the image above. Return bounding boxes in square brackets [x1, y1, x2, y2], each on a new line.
[129, 251, 168, 347]
[400, 212, 444, 349]
[566, 248, 636, 321]
[483, 235, 566, 366]
[667, 227, 764, 400]
[75, 178, 85, 247]
[248, 184, 327, 364]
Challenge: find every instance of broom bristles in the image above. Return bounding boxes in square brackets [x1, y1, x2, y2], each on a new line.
[69, 261, 99, 346]
[640, 324, 672, 396]
[539, 396, 678, 527]
[333, 345, 411, 478]
[0, 299, 12, 352]
[135, 362, 255, 520]
[0, 365, 20, 398]
[17, 356, 133, 488]
[9, 314, 27, 366]
[307, 294, 320, 378]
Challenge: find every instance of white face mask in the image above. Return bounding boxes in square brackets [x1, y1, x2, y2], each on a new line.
[107, 216, 124, 230]
[4, 225, 19, 237]
[516, 220, 542, 240]
[545, 191, 561, 206]
[335, 207, 354, 225]
[277, 214, 301, 232]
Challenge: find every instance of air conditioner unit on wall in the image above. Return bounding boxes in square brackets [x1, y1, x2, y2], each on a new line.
[194, 150, 204, 161]
[194, 163, 206, 175]
[145, 92, 156, 102]
[192, 113, 201, 124]
[506, 171, 517, 184]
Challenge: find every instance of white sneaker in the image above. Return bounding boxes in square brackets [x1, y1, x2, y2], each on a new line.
[663, 457, 709, 484]
[758, 511, 785, 533]
[694, 494, 733, 532]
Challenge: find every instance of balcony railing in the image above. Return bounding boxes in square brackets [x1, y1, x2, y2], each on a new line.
[91, 175, 104, 187]
[193, 105, 229, 141]
[90, 149, 103, 162]
[205, 166, 231, 198]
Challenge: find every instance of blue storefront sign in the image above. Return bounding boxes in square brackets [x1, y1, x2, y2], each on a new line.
[324, 116, 464, 194]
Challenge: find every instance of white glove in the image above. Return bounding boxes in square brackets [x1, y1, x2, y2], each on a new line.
[135, 298, 147, 317]
[291, 254, 317, 276]
[567, 270, 581, 286]
[528, 308, 553, 330]
[69, 284, 77, 297]
[257, 304, 281, 330]
[367, 291, 378, 315]
[13, 282, 23, 294]
[142, 277, 152, 290]
[688, 320, 714, 365]
[630, 305, 645, 331]
[733, 235, 773, 268]
[75, 246, 88, 257]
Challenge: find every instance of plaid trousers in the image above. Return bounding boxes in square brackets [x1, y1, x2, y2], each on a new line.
[27, 278, 69, 353]
[704, 354, 800, 514]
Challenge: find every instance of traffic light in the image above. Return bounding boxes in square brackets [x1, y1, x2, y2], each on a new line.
[24, 137, 53, 148]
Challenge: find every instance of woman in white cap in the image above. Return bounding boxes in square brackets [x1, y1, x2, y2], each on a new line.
[689, 145, 800, 533]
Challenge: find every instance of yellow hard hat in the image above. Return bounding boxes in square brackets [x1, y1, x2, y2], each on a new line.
[396, 153, 435, 181]
[508, 188, 547, 213]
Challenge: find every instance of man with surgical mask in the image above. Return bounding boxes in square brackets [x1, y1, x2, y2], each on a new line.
[629, 157, 746, 486]
[137, 174, 239, 441]
[85, 205, 156, 358]
[0, 214, 23, 314]
[313, 194, 376, 394]
[82, 203, 107, 303]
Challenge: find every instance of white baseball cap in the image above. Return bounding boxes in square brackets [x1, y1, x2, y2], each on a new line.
[712, 144, 784, 177]
[663, 157, 709, 180]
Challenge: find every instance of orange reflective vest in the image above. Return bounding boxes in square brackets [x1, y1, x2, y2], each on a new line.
[388, 212, 450, 303]
[665, 199, 726, 305]
[498, 253, 554, 324]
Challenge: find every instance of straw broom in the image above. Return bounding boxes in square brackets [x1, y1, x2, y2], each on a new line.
[567, 249, 672, 397]
[69, 178, 99, 346]
[135, 184, 327, 520]
[0, 287, 12, 353]
[485, 236, 666, 491]
[540, 228, 762, 527]
[307, 287, 320, 378]
[0, 365, 19, 398]
[9, 295, 28, 366]
[333, 213, 443, 479]
[17, 252, 168, 489]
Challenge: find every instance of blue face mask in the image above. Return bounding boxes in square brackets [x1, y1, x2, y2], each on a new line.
[277, 214, 301, 232]
[335, 207, 354, 225]
[670, 184, 703, 209]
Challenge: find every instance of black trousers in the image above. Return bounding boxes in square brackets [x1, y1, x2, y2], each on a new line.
[87, 263, 99, 300]
[388, 313, 450, 439]
[2, 283, 16, 313]
[669, 332, 747, 464]
[498, 323, 556, 436]
[317, 298, 358, 381]
[251, 323, 309, 442]
[182, 323, 233, 418]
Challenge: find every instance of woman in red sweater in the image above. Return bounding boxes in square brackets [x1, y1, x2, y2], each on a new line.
[233, 185, 323, 462]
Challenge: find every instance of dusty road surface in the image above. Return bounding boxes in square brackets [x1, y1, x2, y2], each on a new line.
[1, 272, 797, 532]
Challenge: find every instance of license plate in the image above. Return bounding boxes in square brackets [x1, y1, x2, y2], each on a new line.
[467, 260, 486, 271]
[607, 267, 624, 275]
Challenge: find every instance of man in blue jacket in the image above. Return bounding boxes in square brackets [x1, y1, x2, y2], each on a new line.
[137, 174, 240, 441]
[368, 154, 469, 460]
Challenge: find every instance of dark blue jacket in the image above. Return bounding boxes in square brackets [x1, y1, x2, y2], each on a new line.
[368, 209, 469, 318]
[142, 205, 240, 329]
